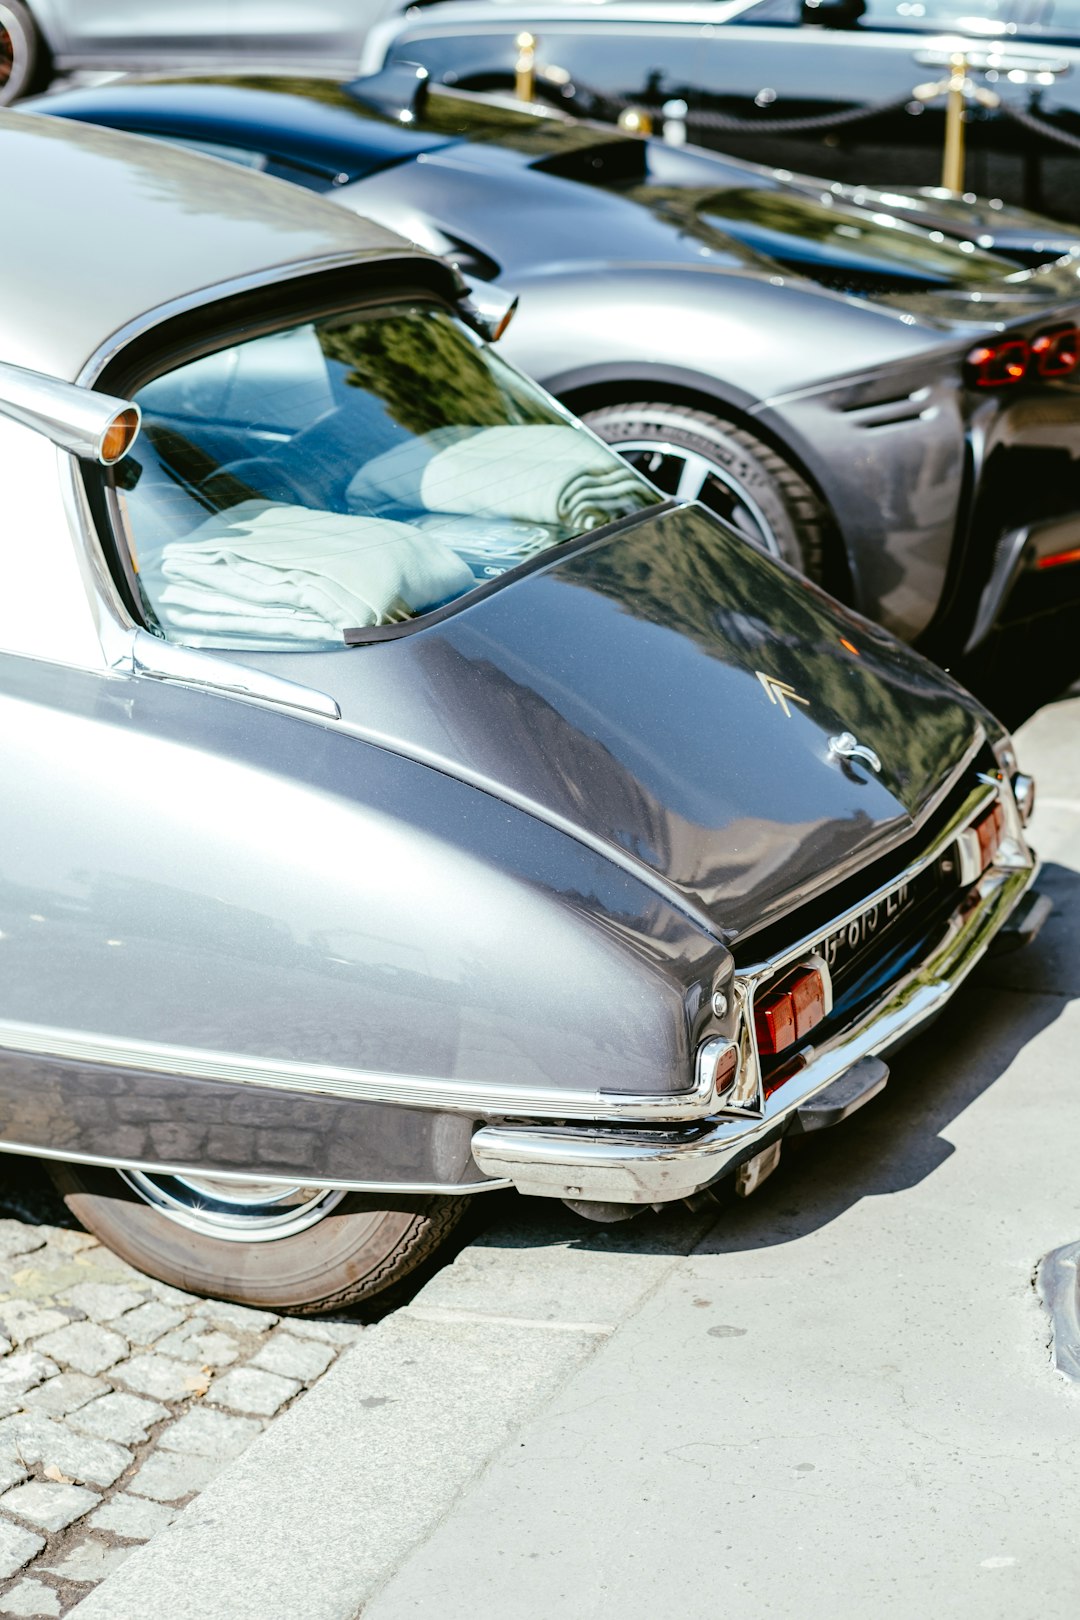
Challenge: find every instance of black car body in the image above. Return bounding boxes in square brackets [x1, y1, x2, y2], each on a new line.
[367, 0, 1080, 222]
[37, 72, 1080, 706]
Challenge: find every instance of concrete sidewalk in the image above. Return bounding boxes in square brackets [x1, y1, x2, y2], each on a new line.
[69, 695, 1080, 1620]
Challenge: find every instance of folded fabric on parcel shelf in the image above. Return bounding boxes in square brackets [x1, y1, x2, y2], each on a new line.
[346, 425, 647, 531]
[158, 500, 474, 640]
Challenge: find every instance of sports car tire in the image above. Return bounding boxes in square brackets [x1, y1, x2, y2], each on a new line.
[47, 1163, 471, 1314]
[0, 2, 48, 106]
[581, 402, 830, 582]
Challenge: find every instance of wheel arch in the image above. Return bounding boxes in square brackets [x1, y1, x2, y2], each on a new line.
[554, 363, 858, 604]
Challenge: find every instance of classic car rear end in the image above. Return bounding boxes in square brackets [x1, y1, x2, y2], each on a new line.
[0, 109, 1044, 1309]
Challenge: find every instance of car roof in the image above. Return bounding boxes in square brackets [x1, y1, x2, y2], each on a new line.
[0, 108, 435, 382]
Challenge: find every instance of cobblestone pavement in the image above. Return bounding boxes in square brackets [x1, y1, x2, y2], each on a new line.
[0, 1163, 362, 1617]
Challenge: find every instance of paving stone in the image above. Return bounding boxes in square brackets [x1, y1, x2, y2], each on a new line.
[88, 1493, 176, 1542]
[0, 1578, 60, 1617]
[279, 1317, 362, 1347]
[0, 1518, 45, 1580]
[153, 1328, 240, 1368]
[22, 1373, 108, 1419]
[111, 1354, 201, 1403]
[30, 1323, 126, 1378]
[250, 1333, 335, 1383]
[127, 1449, 221, 1503]
[42, 1535, 133, 1582]
[0, 1480, 98, 1532]
[192, 1300, 277, 1334]
[0, 1224, 47, 1264]
[113, 1303, 186, 1346]
[38, 1231, 96, 1256]
[62, 1283, 146, 1322]
[71, 1391, 168, 1446]
[206, 1366, 300, 1417]
[0, 1307, 70, 1347]
[0, 1353, 59, 1397]
[0, 1414, 130, 1488]
[0, 1462, 27, 1494]
[158, 1407, 262, 1460]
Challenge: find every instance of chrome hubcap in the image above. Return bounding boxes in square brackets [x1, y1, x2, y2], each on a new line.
[120, 1171, 345, 1243]
[611, 438, 781, 557]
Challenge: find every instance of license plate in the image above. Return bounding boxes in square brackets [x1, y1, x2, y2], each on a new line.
[818, 881, 913, 979]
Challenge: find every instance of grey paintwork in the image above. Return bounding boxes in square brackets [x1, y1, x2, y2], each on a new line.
[0, 109, 1032, 1195]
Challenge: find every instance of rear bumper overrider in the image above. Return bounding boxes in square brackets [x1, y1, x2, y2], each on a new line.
[471, 813, 1041, 1206]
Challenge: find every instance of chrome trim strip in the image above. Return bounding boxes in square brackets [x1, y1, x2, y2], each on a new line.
[114, 630, 341, 721]
[0, 1138, 506, 1197]
[0, 1020, 714, 1123]
[471, 859, 1039, 1203]
[738, 778, 998, 980]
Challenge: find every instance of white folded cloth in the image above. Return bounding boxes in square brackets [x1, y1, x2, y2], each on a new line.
[157, 500, 474, 640]
[347, 425, 647, 531]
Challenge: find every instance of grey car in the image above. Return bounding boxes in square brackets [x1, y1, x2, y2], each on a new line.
[0, 107, 1044, 1311]
[0, 0, 406, 104]
[37, 70, 1080, 702]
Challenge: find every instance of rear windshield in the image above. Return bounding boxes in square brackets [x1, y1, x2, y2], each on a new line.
[114, 300, 659, 650]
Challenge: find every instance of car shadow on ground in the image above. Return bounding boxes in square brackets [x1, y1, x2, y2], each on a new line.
[473, 859, 1080, 1268]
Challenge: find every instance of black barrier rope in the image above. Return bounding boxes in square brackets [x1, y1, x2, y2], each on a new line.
[540, 71, 1080, 149]
[996, 98, 1080, 154]
[537, 74, 916, 134]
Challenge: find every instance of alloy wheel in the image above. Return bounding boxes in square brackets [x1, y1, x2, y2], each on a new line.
[611, 438, 782, 557]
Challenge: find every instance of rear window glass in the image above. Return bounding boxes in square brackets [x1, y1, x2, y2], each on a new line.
[114, 301, 659, 650]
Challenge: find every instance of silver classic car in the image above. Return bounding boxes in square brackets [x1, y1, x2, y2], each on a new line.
[1, 109, 1046, 1311]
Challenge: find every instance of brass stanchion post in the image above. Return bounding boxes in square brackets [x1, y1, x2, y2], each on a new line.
[514, 33, 536, 103]
[941, 51, 968, 194]
[911, 52, 1000, 197]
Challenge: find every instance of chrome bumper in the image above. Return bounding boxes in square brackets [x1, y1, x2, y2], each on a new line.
[470, 858, 1040, 1205]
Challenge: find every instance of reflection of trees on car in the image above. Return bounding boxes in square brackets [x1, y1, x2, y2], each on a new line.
[319, 308, 552, 436]
[568, 505, 980, 798]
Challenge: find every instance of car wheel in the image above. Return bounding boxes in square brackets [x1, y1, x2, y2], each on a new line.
[47, 1163, 471, 1314]
[581, 402, 830, 581]
[0, 2, 48, 106]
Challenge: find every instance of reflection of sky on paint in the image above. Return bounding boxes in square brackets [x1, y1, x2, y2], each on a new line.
[1, 109, 402, 379]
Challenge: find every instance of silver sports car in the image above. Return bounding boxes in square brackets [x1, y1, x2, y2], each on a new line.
[0, 108, 1044, 1310]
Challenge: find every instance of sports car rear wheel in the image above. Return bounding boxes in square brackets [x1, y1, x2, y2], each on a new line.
[581, 402, 830, 581]
[0, 3, 48, 105]
[47, 1163, 470, 1314]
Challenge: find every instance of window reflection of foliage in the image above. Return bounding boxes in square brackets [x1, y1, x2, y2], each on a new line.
[318, 308, 551, 437]
[568, 508, 979, 794]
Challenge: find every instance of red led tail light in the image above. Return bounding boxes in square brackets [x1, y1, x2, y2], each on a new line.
[1032, 325, 1080, 378]
[754, 966, 827, 1057]
[965, 338, 1029, 388]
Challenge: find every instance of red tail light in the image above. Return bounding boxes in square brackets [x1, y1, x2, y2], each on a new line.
[755, 965, 827, 1057]
[975, 801, 1006, 870]
[1032, 324, 1080, 378]
[965, 338, 1029, 387]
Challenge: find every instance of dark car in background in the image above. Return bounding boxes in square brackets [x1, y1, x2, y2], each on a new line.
[37, 70, 1080, 710]
[365, 0, 1080, 222]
